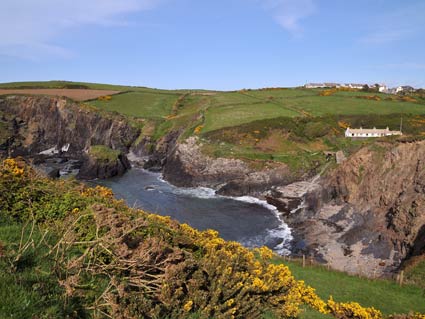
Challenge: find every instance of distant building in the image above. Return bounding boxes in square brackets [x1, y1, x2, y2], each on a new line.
[388, 88, 398, 95]
[304, 83, 326, 89]
[396, 86, 415, 93]
[348, 83, 365, 89]
[324, 83, 340, 88]
[378, 84, 388, 93]
[345, 127, 402, 138]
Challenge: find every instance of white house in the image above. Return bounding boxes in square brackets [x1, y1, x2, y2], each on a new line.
[345, 127, 402, 138]
[396, 86, 415, 93]
[305, 83, 326, 89]
[378, 85, 388, 93]
[349, 83, 365, 90]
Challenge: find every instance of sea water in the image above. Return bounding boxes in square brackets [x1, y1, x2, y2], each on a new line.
[93, 168, 292, 254]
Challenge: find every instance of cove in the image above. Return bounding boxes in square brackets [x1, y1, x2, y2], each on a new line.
[93, 168, 292, 254]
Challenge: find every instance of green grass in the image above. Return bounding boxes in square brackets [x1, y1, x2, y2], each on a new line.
[0, 221, 83, 318]
[0, 80, 219, 97]
[0, 80, 185, 94]
[275, 258, 425, 316]
[246, 89, 425, 116]
[404, 256, 425, 288]
[88, 91, 182, 119]
[199, 89, 425, 132]
[89, 145, 121, 161]
[296, 95, 424, 116]
[203, 99, 299, 132]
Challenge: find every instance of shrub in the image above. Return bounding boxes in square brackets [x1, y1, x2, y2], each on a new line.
[97, 95, 112, 101]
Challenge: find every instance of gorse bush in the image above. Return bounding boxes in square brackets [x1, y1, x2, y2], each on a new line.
[0, 158, 424, 319]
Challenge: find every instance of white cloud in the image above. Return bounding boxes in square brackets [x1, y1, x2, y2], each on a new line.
[0, 0, 160, 60]
[259, 0, 316, 34]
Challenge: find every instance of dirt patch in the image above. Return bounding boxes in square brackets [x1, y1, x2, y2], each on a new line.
[0, 89, 121, 101]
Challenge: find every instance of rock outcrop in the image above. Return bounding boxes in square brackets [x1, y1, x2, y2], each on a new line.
[163, 137, 295, 196]
[77, 153, 131, 179]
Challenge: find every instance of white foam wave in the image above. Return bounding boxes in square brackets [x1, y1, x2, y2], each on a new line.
[267, 225, 293, 255]
[232, 196, 293, 255]
[233, 196, 279, 213]
[173, 186, 218, 199]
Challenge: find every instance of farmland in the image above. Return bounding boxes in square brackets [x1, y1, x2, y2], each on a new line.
[1, 81, 425, 172]
[89, 91, 182, 119]
[0, 88, 121, 102]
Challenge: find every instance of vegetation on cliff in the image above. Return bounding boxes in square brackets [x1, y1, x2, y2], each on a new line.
[89, 145, 122, 162]
[0, 158, 424, 319]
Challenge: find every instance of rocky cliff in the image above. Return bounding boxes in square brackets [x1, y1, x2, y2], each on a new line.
[163, 137, 296, 196]
[0, 95, 140, 178]
[273, 141, 425, 277]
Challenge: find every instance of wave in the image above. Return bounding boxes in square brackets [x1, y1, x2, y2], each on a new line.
[267, 225, 293, 255]
[173, 186, 218, 199]
[233, 196, 293, 255]
[233, 195, 279, 213]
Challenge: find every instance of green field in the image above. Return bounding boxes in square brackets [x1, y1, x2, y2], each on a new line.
[88, 91, 182, 119]
[203, 100, 300, 132]
[276, 259, 425, 317]
[0, 80, 185, 94]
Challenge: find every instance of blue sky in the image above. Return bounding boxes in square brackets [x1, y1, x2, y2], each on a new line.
[1, 0, 424, 90]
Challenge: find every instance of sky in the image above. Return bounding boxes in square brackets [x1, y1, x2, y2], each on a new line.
[0, 0, 424, 90]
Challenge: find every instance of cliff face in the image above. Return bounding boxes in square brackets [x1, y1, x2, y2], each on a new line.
[0, 95, 140, 178]
[325, 141, 425, 260]
[0, 95, 140, 155]
[163, 137, 295, 196]
[278, 141, 425, 276]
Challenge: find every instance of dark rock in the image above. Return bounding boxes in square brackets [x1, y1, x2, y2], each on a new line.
[77, 153, 131, 180]
[48, 168, 60, 179]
